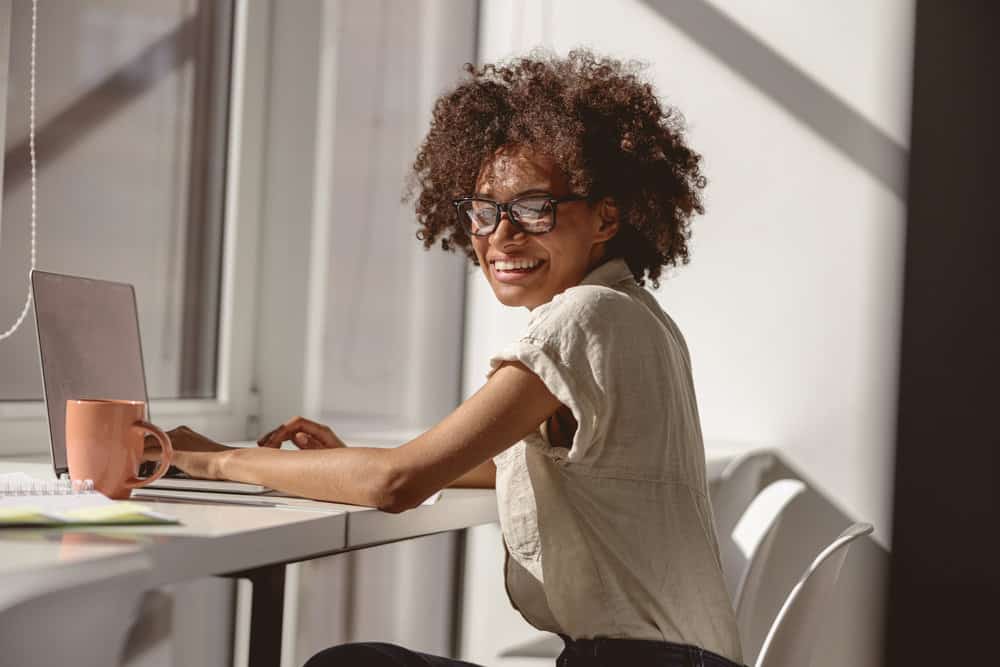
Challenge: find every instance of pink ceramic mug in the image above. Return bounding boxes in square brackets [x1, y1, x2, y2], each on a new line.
[65, 399, 173, 500]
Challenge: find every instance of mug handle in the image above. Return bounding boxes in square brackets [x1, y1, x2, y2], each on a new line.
[126, 420, 173, 488]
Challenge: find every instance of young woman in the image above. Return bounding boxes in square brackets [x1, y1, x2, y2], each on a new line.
[160, 51, 744, 667]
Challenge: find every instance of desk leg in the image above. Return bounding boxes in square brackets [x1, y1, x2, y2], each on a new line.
[230, 564, 286, 667]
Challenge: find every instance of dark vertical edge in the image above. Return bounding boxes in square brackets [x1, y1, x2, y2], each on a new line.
[885, 1, 1000, 664]
[0, 0, 10, 234]
[343, 551, 358, 642]
[449, 529, 468, 658]
[205, 0, 236, 399]
[179, 0, 233, 398]
[223, 575, 238, 667]
[246, 565, 287, 667]
[177, 0, 212, 396]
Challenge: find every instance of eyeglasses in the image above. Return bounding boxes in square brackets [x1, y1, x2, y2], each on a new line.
[451, 194, 588, 236]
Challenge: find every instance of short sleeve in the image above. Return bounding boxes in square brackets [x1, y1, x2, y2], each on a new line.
[487, 287, 621, 462]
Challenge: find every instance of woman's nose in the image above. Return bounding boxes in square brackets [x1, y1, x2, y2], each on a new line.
[490, 212, 525, 246]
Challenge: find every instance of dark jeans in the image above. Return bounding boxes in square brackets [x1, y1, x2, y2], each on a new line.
[556, 635, 745, 667]
[303, 643, 482, 667]
[303, 638, 745, 667]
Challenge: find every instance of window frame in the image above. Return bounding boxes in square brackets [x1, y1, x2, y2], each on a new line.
[0, 0, 9, 233]
[0, 0, 270, 455]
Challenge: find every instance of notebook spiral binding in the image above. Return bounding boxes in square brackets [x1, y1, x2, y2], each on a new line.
[0, 478, 96, 496]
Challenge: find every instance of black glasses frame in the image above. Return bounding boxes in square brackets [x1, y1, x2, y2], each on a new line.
[451, 194, 588, 236]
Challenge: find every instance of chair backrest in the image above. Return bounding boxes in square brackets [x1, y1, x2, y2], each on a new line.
[754, 522, 874, 667]
[709, 450, 776, 599]
[731, 478, 807, 630]
[0, 553, 152, 667]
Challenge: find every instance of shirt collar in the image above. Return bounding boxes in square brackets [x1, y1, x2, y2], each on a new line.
[580, 257, 635, 288]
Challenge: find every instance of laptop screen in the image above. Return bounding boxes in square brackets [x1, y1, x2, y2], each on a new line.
[32, 271, 150, 474]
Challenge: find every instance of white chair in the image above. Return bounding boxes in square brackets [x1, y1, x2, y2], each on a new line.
[500, 521, 873, 667]
[120, 589, 174, 667]
[498, 633, 564, 659]
[0, 555, 153, 667]
[731, 479, 807, 637]
[754, 522, 874, 667]
[709, 451, 777, 600]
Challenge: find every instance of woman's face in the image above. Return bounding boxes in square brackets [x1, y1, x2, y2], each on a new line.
[471, 147, 617, 310]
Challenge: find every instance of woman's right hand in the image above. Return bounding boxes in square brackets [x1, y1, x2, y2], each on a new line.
[256, 416, 347, 450]
[146, 425, 229, 455]
[165, 425, 230, 452]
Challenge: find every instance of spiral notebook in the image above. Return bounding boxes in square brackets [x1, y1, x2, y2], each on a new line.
[0, 473, 177, 527]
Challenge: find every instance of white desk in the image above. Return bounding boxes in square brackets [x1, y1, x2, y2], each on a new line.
[1, 448, 744, 667]
[0, 456, 498, 667]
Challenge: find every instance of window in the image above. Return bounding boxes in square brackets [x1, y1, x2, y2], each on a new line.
[0, 0, 267, 454]
[0, 0, 471, 457]
[0, 0, 232, 401]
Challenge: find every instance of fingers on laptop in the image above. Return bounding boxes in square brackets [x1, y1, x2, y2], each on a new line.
[258, 417, 342, 449]
[293, 431, 326, 449]
[262, 429, 325, 449]
[257, 427, 281, 447]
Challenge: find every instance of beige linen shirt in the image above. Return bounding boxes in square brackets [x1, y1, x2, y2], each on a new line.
[488, 258, 743, 663]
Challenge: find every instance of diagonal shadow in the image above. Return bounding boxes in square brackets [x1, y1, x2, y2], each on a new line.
[642, 0, 907, 199]
[2, 16, 196, 191]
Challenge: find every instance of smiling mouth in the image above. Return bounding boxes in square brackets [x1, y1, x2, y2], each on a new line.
[491, 258, 544, 273]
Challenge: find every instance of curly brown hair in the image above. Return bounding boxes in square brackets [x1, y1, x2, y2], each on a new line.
[408, 49, 707, 288]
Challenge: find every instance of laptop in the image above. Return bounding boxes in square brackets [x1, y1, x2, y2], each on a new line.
[31, 270, 268, 494]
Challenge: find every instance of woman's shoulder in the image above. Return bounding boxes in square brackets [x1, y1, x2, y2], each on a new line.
[528, 282, 660, 337]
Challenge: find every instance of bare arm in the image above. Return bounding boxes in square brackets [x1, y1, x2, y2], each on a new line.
[449, 459, 496, 488]
[175, 362, 553, 510]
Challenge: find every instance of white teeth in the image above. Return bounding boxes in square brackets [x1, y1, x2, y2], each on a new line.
[494, 259, 541, 271]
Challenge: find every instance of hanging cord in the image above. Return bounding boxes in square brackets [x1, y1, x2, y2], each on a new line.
[0, 0, 39, 341]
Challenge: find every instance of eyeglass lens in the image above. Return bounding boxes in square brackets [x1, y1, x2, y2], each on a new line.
[460, 196, 554, 235]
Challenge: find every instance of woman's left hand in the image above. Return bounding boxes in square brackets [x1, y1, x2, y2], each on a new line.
[256, 416, 346, 450]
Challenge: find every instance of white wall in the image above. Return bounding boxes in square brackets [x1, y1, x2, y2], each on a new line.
[460, 0, 912, 663]
[317, 0, 470, 435]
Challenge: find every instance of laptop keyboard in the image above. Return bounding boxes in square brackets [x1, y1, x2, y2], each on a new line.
[138, 461, 189, 479]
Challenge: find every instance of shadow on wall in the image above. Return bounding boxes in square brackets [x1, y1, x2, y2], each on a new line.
[639, 0, 907, 197]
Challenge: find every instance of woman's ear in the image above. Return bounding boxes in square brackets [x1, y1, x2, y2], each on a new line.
[595, 197, 620, 242]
